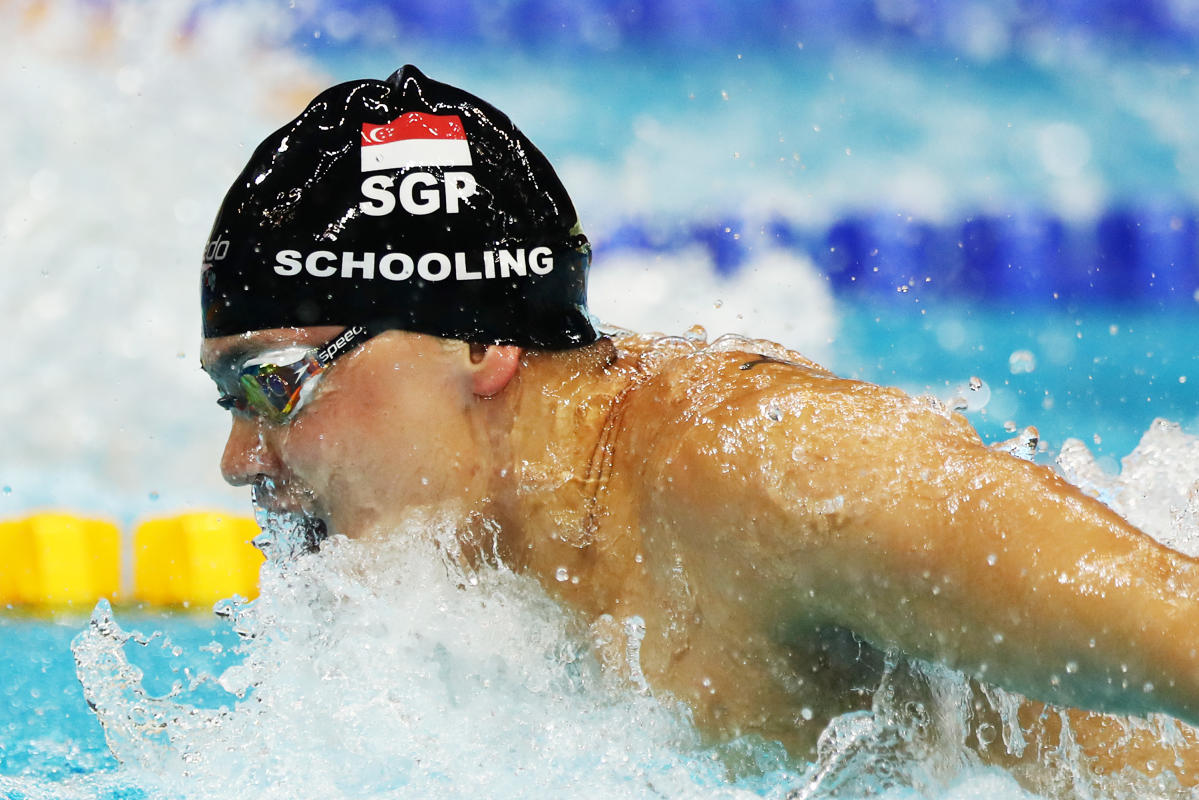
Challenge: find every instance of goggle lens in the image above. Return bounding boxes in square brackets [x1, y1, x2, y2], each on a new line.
[236, 351, 323, 423]
[214, 326, 372, 424]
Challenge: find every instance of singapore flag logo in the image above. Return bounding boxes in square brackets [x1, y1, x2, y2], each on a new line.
[361, 112, 473, 172]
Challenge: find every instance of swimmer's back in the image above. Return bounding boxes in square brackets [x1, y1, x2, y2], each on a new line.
[606, 332, 1110, 633]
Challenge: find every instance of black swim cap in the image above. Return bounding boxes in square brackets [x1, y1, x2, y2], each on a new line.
[201, 65, 599, 349]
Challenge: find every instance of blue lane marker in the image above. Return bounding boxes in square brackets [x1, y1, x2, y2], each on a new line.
[593, 206, 1199, 307]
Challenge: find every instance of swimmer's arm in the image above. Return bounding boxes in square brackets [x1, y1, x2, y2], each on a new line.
[662, 377, 1199, 726]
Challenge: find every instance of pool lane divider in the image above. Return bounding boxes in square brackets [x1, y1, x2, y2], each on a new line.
[597, 206, 1199, 304]
[135, 513, 262, 607]
[0, 512, 262, 610]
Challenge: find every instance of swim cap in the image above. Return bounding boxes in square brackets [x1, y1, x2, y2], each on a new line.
[201, 65, 599, 349]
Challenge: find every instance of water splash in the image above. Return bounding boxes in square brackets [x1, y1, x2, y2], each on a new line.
[990, 426, 1040, 462]
[250, 475, 328, 560]
[60, 415, 1199, 799]
[73, 517, 810, 799]
[945, 376, 991, 414]
[1057, 418, 1199, 555]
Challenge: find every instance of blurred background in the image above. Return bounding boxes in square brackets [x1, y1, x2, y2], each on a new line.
[2, 0, 1198, 528]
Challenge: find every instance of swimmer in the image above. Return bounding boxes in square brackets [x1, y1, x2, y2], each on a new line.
[200, 66, 1199, 789]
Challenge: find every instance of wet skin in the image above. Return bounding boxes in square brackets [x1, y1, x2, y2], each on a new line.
[202, 327, 1199, 787]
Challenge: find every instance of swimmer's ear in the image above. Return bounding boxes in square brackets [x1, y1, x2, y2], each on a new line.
[467, 344, 522, 397]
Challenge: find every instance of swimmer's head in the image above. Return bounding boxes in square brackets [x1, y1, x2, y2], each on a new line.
[201, 65, 598, 350]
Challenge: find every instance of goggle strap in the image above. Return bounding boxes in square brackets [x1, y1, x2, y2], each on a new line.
[315, 324, 372, 367]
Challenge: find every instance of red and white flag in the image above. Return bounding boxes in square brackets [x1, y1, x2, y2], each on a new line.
[360, 112, 473, 171]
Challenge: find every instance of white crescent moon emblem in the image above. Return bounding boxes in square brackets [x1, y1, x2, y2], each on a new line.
[367, 127, 391, 144]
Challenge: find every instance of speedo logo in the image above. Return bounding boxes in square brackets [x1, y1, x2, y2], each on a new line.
[273, 248, 554, 282]
[359, 112, 476, 218]
[317, 325, 368, 363]
[203, 236, 229, 262]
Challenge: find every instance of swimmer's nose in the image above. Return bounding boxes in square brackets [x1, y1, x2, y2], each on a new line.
[220, 415, 283, 487]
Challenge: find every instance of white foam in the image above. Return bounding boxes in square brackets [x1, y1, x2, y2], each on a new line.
[1057, 418, 1199, 556]
[73, 528, 803, 800]
[589, 246, 839, 365]
[0, 0, 322, 520]
[3, 2, 1197, 797]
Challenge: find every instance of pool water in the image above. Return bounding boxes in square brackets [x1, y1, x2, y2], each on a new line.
[833, 305, 1199, 461]
[7, 416, 1199, 800]
[4, 0, 1199, 798]
[0, 613, 241, 787]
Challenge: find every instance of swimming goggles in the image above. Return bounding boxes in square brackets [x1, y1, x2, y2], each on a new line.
[216, 325, 373, 423]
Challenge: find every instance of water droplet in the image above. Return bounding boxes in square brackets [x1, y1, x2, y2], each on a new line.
[684, 324, 707, 343]
[990, 425, 1038, 462]
[623, 616, 649, 692]
[763, 403, 784, 422]
[800, 707, 814, 721]
[993, 632, 1004, 644]
[218, 664, 252, 696]
[420, 477, 429, 486]
[148, 491, 160, 502]
[986, 553, 997, 566]
[1065, 661, 1078, 674]
[815, 496, 845, 515]
[555, 567, 569, 582]
[1, 486, 10, 495]
[1008, 349, 1036, 374]
[791, 445, 805, 462]
[1144, 682, 1155, 693]
[945, 377, 990, 412]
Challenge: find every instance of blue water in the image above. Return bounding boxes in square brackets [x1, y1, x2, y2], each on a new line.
[834, 305, 1199, 461]
[1, 616, 112, 780]
[0, 612, 243, 792]
[4, 0, 1199, 797]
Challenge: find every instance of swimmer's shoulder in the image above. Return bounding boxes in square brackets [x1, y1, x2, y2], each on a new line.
[605, 330, 981, 457]
[603, 332, 846, 457]
[609, 331, 836, 394]
[609, 331, 856, 420]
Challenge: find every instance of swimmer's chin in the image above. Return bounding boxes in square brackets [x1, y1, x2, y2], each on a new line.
[250, 504, 331, 557]
[250, 475, 322, 515]
[248, 477, 336, 554]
